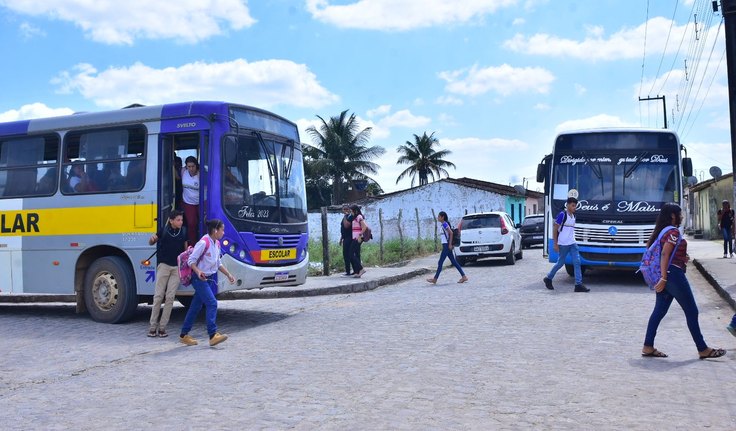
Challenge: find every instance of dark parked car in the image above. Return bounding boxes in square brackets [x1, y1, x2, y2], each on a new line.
[519, 214, 544, 249]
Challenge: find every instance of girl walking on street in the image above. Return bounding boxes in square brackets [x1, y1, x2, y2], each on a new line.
[349, 205, 368, 278]
[642, 203, 726, 360]
[427, 211, 468, 284]
[180, 219, 235, 347]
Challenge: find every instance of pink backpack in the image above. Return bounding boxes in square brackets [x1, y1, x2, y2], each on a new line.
[177, 236, 211, 286]
[638, 226, 681, 289]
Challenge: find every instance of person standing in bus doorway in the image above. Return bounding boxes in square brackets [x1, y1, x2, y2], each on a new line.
[180, 219, 235, 347]
[543, 196, 589, 292]
[147, 210, 187, 338]
[642, 203, 726, 360]
[426, 211, 468, 284]
[349, 205, 368, 278]
[717, 200, 735, 258]
[181, 156, 200, 245]
[339, 205, 354, 276]
[174, 156, 183, 210]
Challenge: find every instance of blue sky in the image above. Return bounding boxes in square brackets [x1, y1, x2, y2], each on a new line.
[0, 0, 729, 192]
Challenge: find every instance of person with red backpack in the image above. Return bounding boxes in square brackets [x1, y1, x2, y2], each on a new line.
[179, 219, 235, 347]
[642, 203, 726, 360]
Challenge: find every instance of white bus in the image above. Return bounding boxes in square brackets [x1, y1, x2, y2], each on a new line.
[0, 101, 309, 323]
[536, 128, 692, 275]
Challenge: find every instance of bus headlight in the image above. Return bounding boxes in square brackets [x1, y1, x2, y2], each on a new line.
[239, 250, 246, 260]
[229, 244, 236, 254]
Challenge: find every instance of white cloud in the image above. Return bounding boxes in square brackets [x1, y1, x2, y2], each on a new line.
[574, 83, 587, 96]
[439, 64, 555, 97]
[19, 22, 45, 39]
[52, 59, 339, 109]
[0, 0, 256, 44]
[512, 18, 525, 26]
[367, 104, 391, 118]
[503, 17, 697, 61]
[0, 103, 74, 122]
[377, 109, 431, 129]
[555, 114, 637, 133]
[435, 95, 464, 106]
[305, 0, 516, 31]
[533, 103, 550, 110]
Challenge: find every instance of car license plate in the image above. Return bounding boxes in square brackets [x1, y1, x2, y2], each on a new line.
[274, 271, 289, 282]
[533, 235, 543, 239]
[473, 245, 490, 252]
[261, 248, 296, 261]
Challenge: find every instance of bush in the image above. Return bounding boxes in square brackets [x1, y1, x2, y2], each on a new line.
[308, 238, 437, 276]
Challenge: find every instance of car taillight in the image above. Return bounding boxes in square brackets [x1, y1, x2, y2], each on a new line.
[500, 217, 509, 235]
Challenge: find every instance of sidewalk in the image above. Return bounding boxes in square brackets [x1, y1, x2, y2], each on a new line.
[690, 237, 736, 311]
[218, 255, 437, 300]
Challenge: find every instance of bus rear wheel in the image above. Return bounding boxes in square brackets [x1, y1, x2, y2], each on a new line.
[84, 256, 138, 324]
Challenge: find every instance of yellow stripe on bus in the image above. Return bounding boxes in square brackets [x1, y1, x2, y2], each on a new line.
[0, 204, 156, 236]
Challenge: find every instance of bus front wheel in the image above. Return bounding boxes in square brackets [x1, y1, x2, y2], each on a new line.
[84, 256, 138, 324]
[565, 264, 588, 277]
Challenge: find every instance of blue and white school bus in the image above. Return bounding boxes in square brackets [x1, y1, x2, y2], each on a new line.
[536, 128, 692, 275]
[0, 101, 308, 322]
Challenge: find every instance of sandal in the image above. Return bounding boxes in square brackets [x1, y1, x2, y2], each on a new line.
[426, 278, 437, 284]
[458, 276, 468, 284]
[158, 329, 168, 338]
[699, 348, 726, 360]
[641, 349, 667, 358]
[147, 329, 157, 338]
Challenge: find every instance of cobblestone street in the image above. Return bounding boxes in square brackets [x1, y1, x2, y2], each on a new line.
[2, 248, 736, 430]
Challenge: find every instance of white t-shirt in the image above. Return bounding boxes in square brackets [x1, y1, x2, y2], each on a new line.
[181, 167, 199, 205]
[555, 210, 576, 246]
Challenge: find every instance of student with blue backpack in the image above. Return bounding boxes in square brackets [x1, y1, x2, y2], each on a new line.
[427, 211, 468, 284]
[543, 196, 588, 292]
[641, 203, 726, 360]
[179, 219, 235, 347]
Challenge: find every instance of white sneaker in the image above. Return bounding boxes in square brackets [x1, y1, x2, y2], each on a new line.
[724, 254, 728, 258]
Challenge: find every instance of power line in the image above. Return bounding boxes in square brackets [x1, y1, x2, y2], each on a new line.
[648, 0, 680, 96]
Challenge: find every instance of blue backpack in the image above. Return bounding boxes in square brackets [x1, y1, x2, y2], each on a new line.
[638, 226, 682, 289]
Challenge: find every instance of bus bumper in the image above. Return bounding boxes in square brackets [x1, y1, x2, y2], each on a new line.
[216, 253, 309, 294]
[547, 240, 647, 269]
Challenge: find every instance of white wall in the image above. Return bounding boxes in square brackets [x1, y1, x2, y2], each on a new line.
[308, 181, 507, 243]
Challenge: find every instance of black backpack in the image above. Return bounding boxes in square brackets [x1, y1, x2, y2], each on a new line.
[447, 222, 461, 246]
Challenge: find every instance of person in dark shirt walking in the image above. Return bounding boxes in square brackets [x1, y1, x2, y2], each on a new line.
[339, 205, 354, 276]
[147, 210, 187, 337]
[717, 200, 735, 258]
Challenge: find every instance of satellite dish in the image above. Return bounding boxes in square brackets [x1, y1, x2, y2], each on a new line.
[686, 176, 698, 186]
[710, 166, 722, 179]
[513, 184, 526, 195]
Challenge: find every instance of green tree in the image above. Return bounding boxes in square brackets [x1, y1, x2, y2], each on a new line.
[306, 110, 385, 204]
[396, 132, 455, 187]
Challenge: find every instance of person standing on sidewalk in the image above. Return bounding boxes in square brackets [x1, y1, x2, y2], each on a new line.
[717, 200, 734, 258]
[427, 211, 468, 284]
[339, 205, 354, 276]
[180, 219, 235, 347]
[147, 210, 187, 338]
[349, 205, 367, 278]
[642, 203, 726, 360]
[543, 197, 588, 292]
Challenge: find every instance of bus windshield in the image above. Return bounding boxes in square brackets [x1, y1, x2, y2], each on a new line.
[222, 133, 307, 225]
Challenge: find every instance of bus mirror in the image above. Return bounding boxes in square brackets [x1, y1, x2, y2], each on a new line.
[536, 162, 546, 183]
[682, 157, 693, 177]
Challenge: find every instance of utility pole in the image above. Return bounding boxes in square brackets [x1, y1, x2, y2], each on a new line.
[638, 95, 668, 129]
[723, 0, 736, 205]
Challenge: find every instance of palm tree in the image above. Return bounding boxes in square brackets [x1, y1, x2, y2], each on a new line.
[396, 132, 455, 187]
[306, 110, 385, 204]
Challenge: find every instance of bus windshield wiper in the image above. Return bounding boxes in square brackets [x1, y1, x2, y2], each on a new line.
[624, 152, 648, 178]
[252, 130, 276, 180]
[582, 151, 605, 195]
[281, 139, 295, 181]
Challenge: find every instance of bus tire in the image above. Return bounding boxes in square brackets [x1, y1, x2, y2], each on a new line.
[84, 256, 138, 324]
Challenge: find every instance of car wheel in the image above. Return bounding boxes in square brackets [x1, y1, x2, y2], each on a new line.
[515, 245, 523, 260]
[506, 244, 516, 265]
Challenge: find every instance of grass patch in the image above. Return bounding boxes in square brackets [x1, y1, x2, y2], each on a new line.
[308, 238, 438, 276]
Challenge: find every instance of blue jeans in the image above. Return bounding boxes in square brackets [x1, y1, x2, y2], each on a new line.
[722, 227, 733, 255]
[546, 243, 582, 285]
[181, 274, 218, 337]
[434, 243, 465, 279]
[644, 266, 707, 352]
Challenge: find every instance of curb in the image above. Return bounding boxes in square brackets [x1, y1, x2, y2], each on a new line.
[218, 267, 432, 300]
[693, 258, 736, 311]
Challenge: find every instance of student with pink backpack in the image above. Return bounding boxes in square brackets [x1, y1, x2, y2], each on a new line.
[179, 219, 236, 347]
[641, 203, 725, 360]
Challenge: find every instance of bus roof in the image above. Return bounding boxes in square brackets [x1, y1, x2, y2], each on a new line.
[0, 101, 291, 137]
[554, 127, 679, 138]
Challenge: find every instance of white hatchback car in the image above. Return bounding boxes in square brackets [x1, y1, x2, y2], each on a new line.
[454, 211, 523, 266]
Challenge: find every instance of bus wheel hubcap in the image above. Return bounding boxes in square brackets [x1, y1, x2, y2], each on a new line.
[93, 273, 118, 311]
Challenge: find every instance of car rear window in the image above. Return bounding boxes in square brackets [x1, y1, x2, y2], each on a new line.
[462, 214, 500, 229]
[522, 217, 544, 226]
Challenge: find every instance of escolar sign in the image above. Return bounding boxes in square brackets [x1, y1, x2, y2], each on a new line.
[0, 213, 40, 233]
